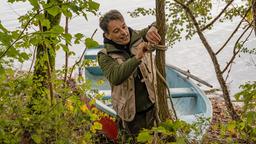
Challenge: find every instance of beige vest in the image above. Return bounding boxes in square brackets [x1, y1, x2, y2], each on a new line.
[101, 39, 157, 121]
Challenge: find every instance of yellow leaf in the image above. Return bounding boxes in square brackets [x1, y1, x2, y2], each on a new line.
[80, 104, 89, 113]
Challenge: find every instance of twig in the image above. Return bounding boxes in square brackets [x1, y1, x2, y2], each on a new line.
[201, 0, 234, 31]
[69, 29, 97, 79]
[251, 56, 256, 67]
[46, 50, 54, 106]
[28, 47, 37, 73]
[221, 22, 253, 74]
[64, 16, 69, 84]
[252, 0, 256, 36]
[225, 63, 233, 81]
[216, 6, 251, 55]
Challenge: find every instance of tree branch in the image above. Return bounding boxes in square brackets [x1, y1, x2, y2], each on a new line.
[69, 29, 97, 79]
[216, 6, 252, 55]
[222, 23, 253, 74]
[64, 16, 69, 84]
[201, 0, 234, 31]
[174, 0, 240, 120]
[252, 0, 256, 36]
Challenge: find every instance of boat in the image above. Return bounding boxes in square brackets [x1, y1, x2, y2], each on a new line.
[84, 47, 212, 141]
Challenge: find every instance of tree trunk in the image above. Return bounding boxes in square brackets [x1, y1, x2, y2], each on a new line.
[155, 0, 172, 121]
[33, 0, 62, 100]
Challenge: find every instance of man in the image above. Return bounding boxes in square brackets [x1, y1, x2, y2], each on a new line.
[97, 9, 161, 139]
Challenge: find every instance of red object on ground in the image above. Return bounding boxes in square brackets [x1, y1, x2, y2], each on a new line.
[81, 96, 118, 142]
[98, 116, 118, 142]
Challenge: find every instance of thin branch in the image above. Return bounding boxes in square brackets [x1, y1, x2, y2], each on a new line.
[28, 47, 37, 73]
[69, 29, 97, 79]
[201, 0, 234, 31]
[250, 56, 256, 67]
[252, 0, 256, 36]
[28, 10, 43, 74]
[222, 23, 253, 74]
[64, 16, 69, 84]
[216, 6, 251, 55]
[225, 63, 233, 81]
[46, 51, 54, 106]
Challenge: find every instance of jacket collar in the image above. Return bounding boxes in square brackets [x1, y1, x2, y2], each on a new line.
[103, 27, 142, 54]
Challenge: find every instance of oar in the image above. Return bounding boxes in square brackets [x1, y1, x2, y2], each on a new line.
[166, 63, 213, 88]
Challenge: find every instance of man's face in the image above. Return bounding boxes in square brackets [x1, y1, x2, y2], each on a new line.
[105, 19, 130, 45]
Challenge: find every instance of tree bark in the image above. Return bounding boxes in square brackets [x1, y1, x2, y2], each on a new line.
[155, 0, 172, 121]
[33, 0, 62, 100]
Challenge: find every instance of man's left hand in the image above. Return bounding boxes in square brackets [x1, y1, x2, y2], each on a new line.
[146, 26, 161, 44]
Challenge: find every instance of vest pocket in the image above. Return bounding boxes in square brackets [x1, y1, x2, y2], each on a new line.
[112, 100, 125, 118]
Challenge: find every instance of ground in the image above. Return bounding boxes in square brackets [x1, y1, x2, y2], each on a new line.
[202, 93, 244, 144]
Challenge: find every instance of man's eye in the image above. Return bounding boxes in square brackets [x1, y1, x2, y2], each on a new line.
[113, 30, 119, 33]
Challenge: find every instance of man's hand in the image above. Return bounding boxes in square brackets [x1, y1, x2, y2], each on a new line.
[135, 42, 148, 60]
[146, 26, 161, 44]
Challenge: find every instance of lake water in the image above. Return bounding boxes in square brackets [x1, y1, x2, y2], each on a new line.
[1, 0, 255, 96]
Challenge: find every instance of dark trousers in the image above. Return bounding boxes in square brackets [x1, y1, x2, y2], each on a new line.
[118, 105, 156, 143]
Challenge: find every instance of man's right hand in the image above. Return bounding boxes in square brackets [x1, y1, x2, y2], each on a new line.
[135, 42, 148, 60]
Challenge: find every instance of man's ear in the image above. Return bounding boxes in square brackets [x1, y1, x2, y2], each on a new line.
[104, 33, 111, 40]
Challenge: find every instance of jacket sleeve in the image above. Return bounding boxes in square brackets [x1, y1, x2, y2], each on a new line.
[98, 52, 141, 86]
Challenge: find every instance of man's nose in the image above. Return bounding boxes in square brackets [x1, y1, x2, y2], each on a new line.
[120, 29, 128, 35]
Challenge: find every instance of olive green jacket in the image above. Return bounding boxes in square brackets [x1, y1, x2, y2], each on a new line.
[97, 27, 157, 121]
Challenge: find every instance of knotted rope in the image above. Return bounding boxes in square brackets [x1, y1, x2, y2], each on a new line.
[147, 43, 178, 122]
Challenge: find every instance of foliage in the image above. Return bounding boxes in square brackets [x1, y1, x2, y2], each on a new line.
[0, 69, 107, 143]
[136, 120, 191, 144]
[234, 81, 256, 143]
[136, 118, 211, 144]
[209, 81, 256, 143]
[0, 0, 100, 69]
[130, 0, 212, 46]
[0, 0, 103, 143]
[129, 0, 253, 47]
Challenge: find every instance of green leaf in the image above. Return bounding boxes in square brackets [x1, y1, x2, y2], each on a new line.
[62, 5, 73, 18]
[62, 33, 72, 44]
[85, 38, 99, 49]
[51, 25, 64, 34]
[47, 6, 61, 17]
[29, 0, 39, 9]
[88, 0, 100, 11]
[137, 131, 152, 143]
[60, 43, 69, 53]
[31, 134, 42, 144]
[41, 19, 51, 29]
[74, 33, 84, 44]
[176, 137, 186, 144]
[247, 111, 256, 124]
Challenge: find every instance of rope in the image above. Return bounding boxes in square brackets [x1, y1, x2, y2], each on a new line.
[148, 44, 191, 144]
[147, 43, 178, 121]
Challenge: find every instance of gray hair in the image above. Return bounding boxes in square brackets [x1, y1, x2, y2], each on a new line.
[99, 10, 124, 33]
